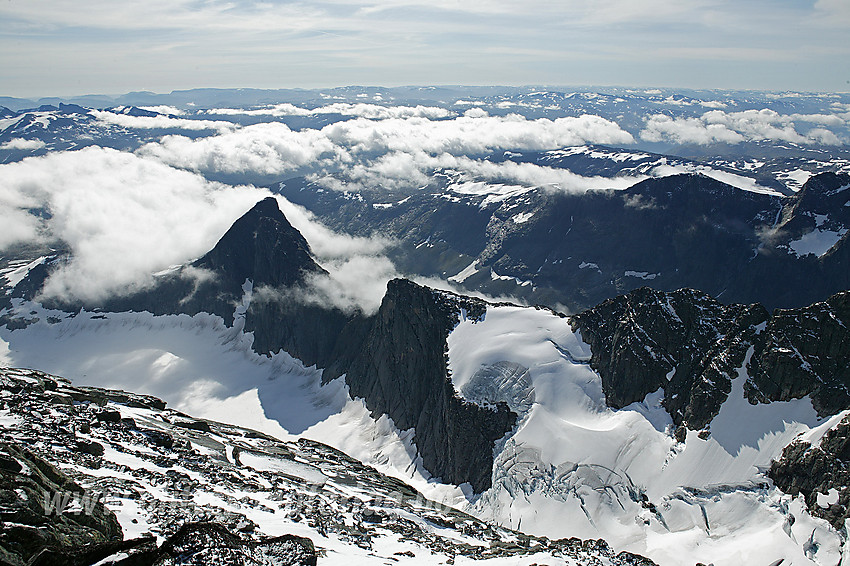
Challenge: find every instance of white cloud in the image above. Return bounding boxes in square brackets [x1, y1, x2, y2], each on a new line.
[91, 109, 238, 132]
[640, 109, 846, 146]
[640, 114, 744, 145]
[0, 138, 47, 151]
[0, 147, 268, 302]
[273, 196, 397, 315]
[138, 112, 635, 184]
[138, 122, 337, 175]
[207, 103, 454, 120]
[318, 113, 634, 157]
[138, 105, 186, 115]
[332, 150, 645, 193]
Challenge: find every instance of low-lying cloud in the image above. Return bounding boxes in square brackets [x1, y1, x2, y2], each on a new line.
[0, 145, 406, 315]
[273, 197, 399, 315]
[321, 151, 646, 193]
[138, 122, 336, 176]
[0, 138, 47, 150]
[138, 112, 635, 181]
[0, 147, 268, 302]
[91, 110, 238, 132]
[641, 109, 845, 145]
[206, 103, 454, 120]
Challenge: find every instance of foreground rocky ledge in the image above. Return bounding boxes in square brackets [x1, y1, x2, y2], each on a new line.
[0, 367, 655, 565]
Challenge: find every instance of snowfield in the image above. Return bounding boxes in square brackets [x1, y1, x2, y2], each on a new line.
[1, 297, 847, 565]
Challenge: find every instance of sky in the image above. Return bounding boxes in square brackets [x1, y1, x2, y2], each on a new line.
[1, 0, 849, 97]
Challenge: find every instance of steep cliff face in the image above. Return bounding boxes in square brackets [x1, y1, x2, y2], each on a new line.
[769, 415, 850, 530]
[747, 291, 850, 416]
[337, 279, 516, 493]
[571, 287, 769, 430]
[572, 287, 850, 433]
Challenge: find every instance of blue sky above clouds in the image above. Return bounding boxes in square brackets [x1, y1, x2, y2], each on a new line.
[1, 0, 849, 97]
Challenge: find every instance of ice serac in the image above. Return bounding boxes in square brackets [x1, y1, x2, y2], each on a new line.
[331, 279, 517, 493]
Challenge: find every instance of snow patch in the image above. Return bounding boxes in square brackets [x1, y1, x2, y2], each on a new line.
[817, 488, 840, 509]
[448, 260, 480, 284]
[625, 270, 660, 280]
[788, 228, 848, 257]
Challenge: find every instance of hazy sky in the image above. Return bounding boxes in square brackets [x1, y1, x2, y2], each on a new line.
[2, 0, 849, 97]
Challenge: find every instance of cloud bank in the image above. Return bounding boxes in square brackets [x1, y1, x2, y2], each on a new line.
[641, 109, 845, 145]
[273, 197, 399, 315]
[0, 146, 404, 315]
[91, 110, 238, 132]
[206, 103, 454, 120]
[138, 111, 636, 191]
[0, 147, 268, 302]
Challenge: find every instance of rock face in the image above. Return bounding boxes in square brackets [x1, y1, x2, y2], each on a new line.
[327, 279, 517, 493]
[0, 443, 122, 566]
[150, 522, 317, 566]
[747, 290, 850, 416]
[769, 415, 850, 530]
[572, 287, 769, 430]
[573, 287, 850, 432]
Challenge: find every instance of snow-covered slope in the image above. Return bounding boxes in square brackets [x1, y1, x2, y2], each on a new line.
[445, 303, 845, 565]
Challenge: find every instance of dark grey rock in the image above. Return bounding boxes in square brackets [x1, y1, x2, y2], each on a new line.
[572, 287, 768, 430]
[334, 279, 516, 492]
[770, 414, 850, 529]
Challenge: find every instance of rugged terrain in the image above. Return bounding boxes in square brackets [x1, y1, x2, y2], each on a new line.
[0, 367, 655, 565]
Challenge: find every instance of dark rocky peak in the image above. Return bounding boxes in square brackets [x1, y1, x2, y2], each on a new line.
[57, 103, 89, 115]
[746, 290, 850, 416]
[338, 279, 514, 493]
[193, 197, 325, 291]
[796, 171, 850, 199]
[572, 286, 769, 432]
[4, 198, 325, 327]
[0, 106, 16, 118]
[574, 286, 850, 435]
[111, 106, 159, 117]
